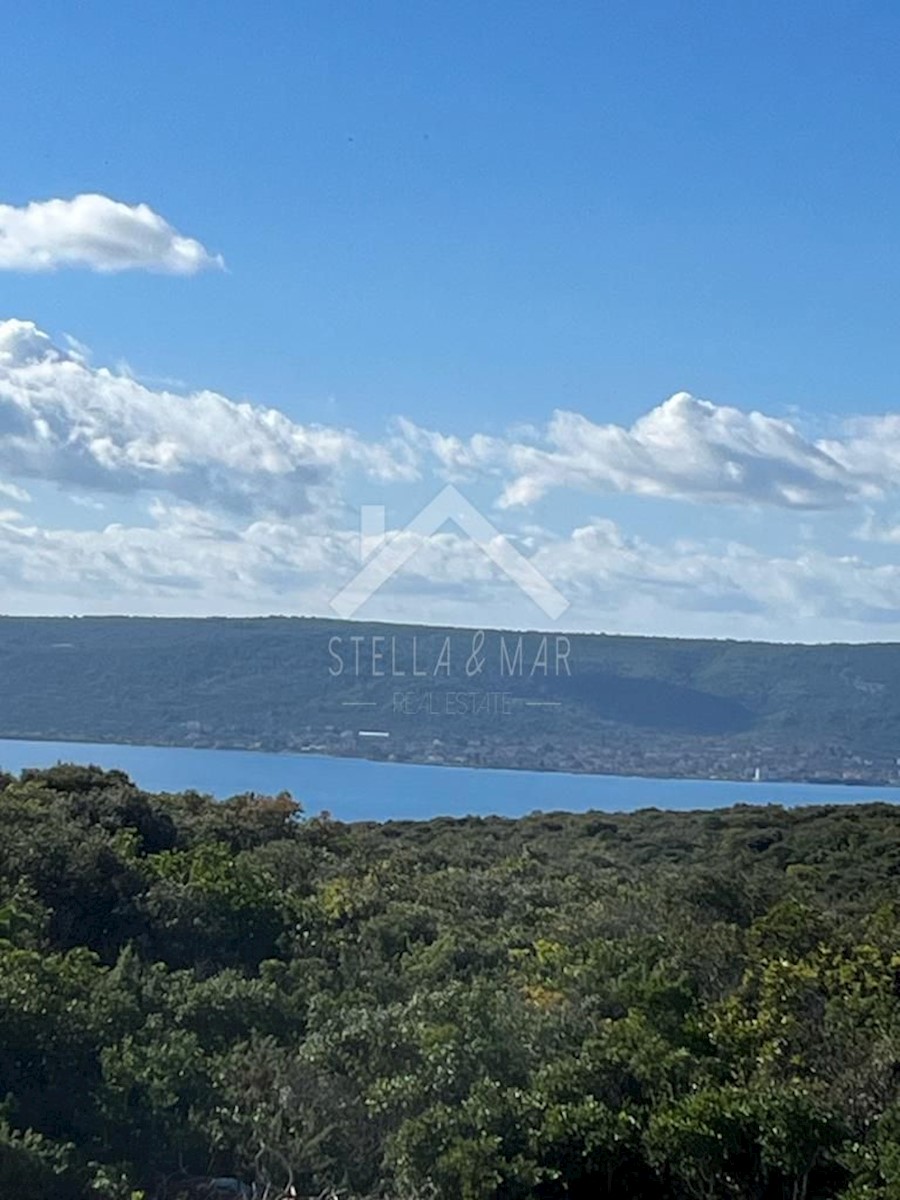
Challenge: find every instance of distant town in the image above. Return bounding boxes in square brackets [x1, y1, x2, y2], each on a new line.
[132, 720, 900, 788]
[3, 616, 900, 789]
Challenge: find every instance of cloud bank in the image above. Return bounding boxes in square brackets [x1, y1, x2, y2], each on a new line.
[2, 317, 900, 637]
[0, 320, 415, 517]
[0, 501, 898, 642]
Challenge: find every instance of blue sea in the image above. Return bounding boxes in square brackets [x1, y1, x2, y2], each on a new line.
[0, 738, 895, 822]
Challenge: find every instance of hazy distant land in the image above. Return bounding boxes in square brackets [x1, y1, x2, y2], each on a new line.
[0, 616, 898, 786]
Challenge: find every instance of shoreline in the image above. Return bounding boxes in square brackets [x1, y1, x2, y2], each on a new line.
[1, 731, 896, 791]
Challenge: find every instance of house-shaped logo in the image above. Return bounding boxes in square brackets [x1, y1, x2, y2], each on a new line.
[330, 484, 569, 620]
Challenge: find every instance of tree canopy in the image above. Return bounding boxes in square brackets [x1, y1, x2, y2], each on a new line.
[2, 764, 900, 1197]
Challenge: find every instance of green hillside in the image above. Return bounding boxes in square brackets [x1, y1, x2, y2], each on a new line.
[0, 617, 898, 782]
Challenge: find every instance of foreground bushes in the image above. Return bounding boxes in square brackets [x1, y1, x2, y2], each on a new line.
[2, 765, 900, 1197]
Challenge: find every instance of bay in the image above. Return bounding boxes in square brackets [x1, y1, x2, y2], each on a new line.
[0, 737, 895, 821]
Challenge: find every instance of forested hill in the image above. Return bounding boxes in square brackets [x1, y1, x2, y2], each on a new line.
[0, 616, 899, 782]
[3, 763, 900, 1197]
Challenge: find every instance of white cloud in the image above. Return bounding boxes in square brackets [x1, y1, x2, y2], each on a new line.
[407, 393, 885, 511]
[6, 323, 899, 526]
[821, 413, 900, 492]
[1, 500, 900, 642]
[0, 194, 224, 274]
[0, 320, 417, 518]
[395, 417, 504, 482]
[3, 321, 900, 638]
[0, 321, 57, 366]
[0, 479, 30, 504]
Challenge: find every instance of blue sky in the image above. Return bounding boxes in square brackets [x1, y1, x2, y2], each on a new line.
[2, 1, 900, 639]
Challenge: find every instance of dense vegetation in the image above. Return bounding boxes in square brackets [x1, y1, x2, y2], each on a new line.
[2, 765, 900, 1197]
[3, 616, 900, 782]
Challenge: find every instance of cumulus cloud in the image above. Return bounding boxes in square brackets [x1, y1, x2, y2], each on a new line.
[6, 323, 899, 524]
[0, 503, 362, 614]
[3, 321, 900, 637]
[0, 194, 224, 274]
[407, 393, 879, 511]
[530, 519, 822, 620]
[395, 417, 504, 482]
[0, 320, 416, 517]
[821, 414, 900, 491]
